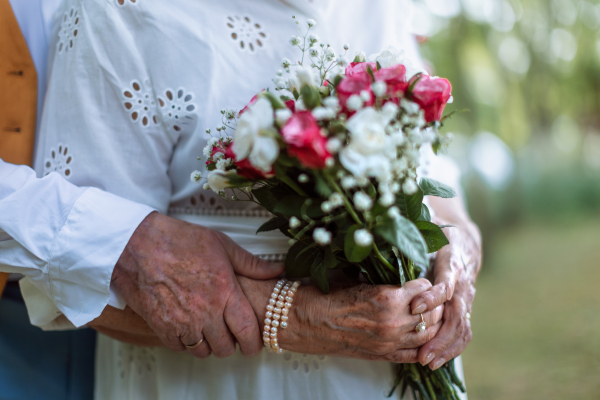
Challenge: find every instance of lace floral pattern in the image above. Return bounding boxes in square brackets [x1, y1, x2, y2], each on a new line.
[157, 88, 198, 133]
[43, 144, 73, 178]
[169, 192, 273, 218]
[117, 344, 156, 380]
[122, 80, 160, 127]
[226, 15, 267, 53]
[56, 8, 80, 54]
[283, 353, 327, 374]
[116, 0, 139, 6]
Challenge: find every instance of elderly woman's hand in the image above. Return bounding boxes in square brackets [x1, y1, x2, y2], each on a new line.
[409, 196, 482, 370]
[238, 277, 444, 363]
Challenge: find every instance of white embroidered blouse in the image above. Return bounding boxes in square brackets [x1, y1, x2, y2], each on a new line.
[28, 0, 466, 398]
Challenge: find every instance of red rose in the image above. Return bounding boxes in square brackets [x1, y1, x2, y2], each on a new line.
[337, 75, 374, 112]
[409, 75, 452, 123]
[281, 111, 331, 169]
[345, 62, 377, 78]
[224, 143, 274, 179]
[284, 99, 296, 113]
[374, 64, 409, 99]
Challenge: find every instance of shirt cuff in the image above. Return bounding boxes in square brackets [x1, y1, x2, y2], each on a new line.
[47, 187, 154, 327]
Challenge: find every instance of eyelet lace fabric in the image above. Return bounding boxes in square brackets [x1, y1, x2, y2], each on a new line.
[122, 80, 160, 127]
[157, 88, 198, 134]
[43, 144, 73, 178]
[56, 8, 80, 54]
[226, 15, 267, 53]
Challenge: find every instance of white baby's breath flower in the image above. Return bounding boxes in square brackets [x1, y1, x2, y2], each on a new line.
[372, 81, 387, 98]
[309, 48, 320, 58]
[324, 47, 335, 59]
[216, 158, 230, 171]
[323, 97, 339, 109]
[190, 170, 202, 183]
[335, 54, 348, 67]
[296, 66, 315, 87]
[208, 137, 219, 147]
[313, 227, 331, 245]
[360, 90, 372, 103]
[306, 19, 317, 28]
[341, 176, 357, 189]
[356, 176, 369, 187]
[329, 192, 344, 207]
[289, 216, 301, 229]
[312, 107, 335, 121]
[401, 98, 421, 115]
[326, 137, 342, 153]
[382, 102, 399, 120]
[346, 95, 363, 111]
[290, 36, 301, 46]
[369, 46, 425, 79]
[298, 174, 309, 183]
[282, 58, 291, 69]
[307, 34, 319, 44]
[295, 98, 306, 111]
[387, 206, 401, 220]
[355, 51, 366, 62]
[353, 191, 373, 211]
[321, 201, 333, 213]
[202, 183, 211, 190]
[203, 144, 213, 158]
[402, 179, 418, 195]
[343, 43, 349, 51]
[275, 108, 292, 125]
[325, 157, 335, 168]
[354, 229, 373, 247]
[213, 152, 225, 161]
[379, 192, 395, 207]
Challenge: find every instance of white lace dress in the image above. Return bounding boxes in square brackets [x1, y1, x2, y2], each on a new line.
[37, 0, 466, 398]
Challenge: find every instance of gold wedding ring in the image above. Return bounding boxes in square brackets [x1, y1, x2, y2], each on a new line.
[185, 338, 204, 350]
[415, 313, 427, 333]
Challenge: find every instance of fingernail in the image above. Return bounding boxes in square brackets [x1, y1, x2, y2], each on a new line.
[422, 352, 435, 366]
[412, 303, 427, 315]
[431, 357, 445, 371]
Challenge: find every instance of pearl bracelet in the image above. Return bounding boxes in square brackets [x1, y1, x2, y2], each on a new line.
[263, 279, 300, 353]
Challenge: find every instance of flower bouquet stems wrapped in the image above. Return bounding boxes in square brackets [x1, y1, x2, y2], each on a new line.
[192, 17, 465, 400]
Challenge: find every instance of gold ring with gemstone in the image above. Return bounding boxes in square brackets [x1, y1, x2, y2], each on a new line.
[185, 338, 204, 350]
[415, 313, 427, 333]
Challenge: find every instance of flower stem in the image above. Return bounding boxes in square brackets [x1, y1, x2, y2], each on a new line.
[372, 243, 395, 273]
[321, 170, 362, 224]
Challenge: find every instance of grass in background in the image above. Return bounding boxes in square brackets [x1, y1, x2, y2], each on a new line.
[462, 218, 600, 399]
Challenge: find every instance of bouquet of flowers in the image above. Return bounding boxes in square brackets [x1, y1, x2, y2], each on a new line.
[192, 17, 465, 400]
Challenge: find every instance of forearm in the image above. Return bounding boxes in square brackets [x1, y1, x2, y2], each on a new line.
[429, 196, 482, 286]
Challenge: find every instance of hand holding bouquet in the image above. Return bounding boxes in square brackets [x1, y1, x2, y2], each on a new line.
[192, 17, 464, 400]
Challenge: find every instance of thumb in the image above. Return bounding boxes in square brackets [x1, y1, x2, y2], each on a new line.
[218, 233, 285, 279]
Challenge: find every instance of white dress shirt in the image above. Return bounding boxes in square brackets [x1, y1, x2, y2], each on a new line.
[0, 0, 154, 329]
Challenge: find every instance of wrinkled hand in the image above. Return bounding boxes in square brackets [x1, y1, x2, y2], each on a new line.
[410, 218, 480, 370]
[239, 277, 445, 363]
[112, 212, 284, 358]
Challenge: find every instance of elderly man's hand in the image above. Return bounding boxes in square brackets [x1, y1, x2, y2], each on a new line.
[409, 196, 482, 370]
[112, 212, 284, 359]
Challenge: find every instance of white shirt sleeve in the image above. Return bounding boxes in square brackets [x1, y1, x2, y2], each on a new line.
[0, 159, 154, 327]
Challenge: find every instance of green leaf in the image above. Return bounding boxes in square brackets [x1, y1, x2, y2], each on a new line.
[256, 216, 289, 234]
[419, 178, 457, 198]
[396, 187, 424, 222]
[292, 89, 300, 101]
[418, 204, 431, 222]
[332, 74, 343, 89]
[285, 241, 317, 279]
[301, 85, 321, 109]
[344, 225, 373, 263]
[323, 247, 340, 269]
[224, 172, 253, 188]
[432, 139, 442, 155]
[366, 64, 376, 82]
[252, 186, 279, 213]
[206, 163, 216, 171]
[415, 221, 450, 253]
[280, 94, 292, 102]
[375, 216, 428, 266]
[314, 173, 333, 197]
[272, 195, 324, 219]
[274, 165, 308, 196]
[310, 252, 329, 293]
[441, 108, 469, 124]
[258, 91, 286, 109]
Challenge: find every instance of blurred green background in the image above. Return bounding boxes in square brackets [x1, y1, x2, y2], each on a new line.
[410, 0, 600, 398]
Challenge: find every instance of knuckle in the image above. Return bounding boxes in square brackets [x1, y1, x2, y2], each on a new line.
[389, 349, 418, 363]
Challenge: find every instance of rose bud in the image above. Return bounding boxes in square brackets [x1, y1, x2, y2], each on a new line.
[409, 75, 452, 123]
[281, 111, 331, 169]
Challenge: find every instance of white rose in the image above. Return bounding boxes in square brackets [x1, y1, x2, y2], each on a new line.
[231, 98, 278, 172]
[207, 170, 231, 193]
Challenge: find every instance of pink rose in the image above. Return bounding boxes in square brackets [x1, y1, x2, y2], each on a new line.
[337, 75, 374, 112]
[281, 111, 331, 169]
[224, 143, 274, 179]
[409, 75, 452, 123]
[374, 64, 409, 99]
[345, 62, 377, 78]
[284, 99, 296, 113]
